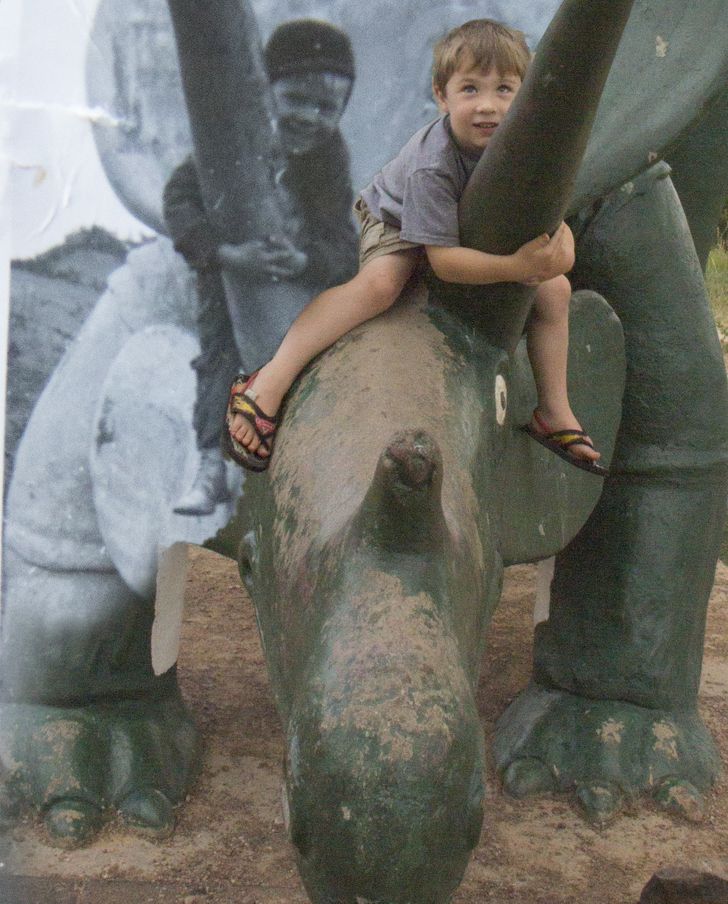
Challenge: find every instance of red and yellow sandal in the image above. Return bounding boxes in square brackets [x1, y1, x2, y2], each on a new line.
[221, 371, 278, 473]
[522, 409, 609, 477]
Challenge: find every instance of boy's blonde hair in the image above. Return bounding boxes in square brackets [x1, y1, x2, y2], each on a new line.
[432, 19, 531, 95]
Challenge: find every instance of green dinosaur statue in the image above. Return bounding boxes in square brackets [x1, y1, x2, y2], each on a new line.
[1, 1, 727, 902]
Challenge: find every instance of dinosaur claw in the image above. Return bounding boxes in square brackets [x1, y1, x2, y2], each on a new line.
[501, 757, 556, 798]
[575, 782, 623, 826]
[653, 777, 705, 823]
[43, 798, 103, 848]
[118, 788, 175, 838]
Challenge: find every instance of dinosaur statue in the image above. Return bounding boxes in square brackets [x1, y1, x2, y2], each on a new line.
[1, 0, 727, 901]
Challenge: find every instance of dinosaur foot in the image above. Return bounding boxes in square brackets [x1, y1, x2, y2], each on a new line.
[0, 690, 200, 847]
[494, 683, 720, 826]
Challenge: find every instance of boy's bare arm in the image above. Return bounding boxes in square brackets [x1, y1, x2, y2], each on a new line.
[426, 222, 574, 286]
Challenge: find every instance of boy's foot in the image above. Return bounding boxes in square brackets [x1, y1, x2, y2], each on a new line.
[222, 371, 280, 472]
[173, 447, 230, 515]
[524, 409, 609, 477]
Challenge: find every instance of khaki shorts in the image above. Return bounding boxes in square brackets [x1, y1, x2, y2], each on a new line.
[354, 197, 421, 270]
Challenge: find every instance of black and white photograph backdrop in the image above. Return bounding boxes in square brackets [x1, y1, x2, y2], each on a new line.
[1, 0, 558, 622]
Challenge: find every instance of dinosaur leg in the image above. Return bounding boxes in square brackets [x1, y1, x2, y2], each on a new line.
[0, 546, 201, 846]
[0, 313, 209, 847]
[495, 164, 728, 823]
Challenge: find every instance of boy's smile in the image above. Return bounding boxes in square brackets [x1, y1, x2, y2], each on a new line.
[272, 72, 351, 156]
[434, 64, 521, 156]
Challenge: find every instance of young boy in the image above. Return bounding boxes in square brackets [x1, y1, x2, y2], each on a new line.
[226, 18, 603, 474]
[165, 20, 358, 513]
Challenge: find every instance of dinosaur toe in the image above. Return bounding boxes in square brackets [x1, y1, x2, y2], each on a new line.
[575, 782, 623, 826]
[43, 798, 103, 848]
[118, 788, 175, 838]
[502, 757, 556, 798]
[653, 777, 705, 823]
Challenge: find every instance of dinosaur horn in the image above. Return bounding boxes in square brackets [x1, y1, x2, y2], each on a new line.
[166, 0, 280, 240]
[459, 0, 636, 254]
[352, 431, 446, 553]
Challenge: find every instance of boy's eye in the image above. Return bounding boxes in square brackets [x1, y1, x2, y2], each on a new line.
[498, 84, 514, 93]
[461, 85, 477, 94]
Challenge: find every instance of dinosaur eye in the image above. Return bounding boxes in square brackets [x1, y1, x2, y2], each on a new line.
[494, 374, 507, 426]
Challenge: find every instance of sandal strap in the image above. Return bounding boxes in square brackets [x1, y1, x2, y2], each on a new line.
[229, 397, 277, 450]
[229, 371, 278, 429]
[226, 371, 278, 456]
[532, 412, 594, 450]
[230, 393, 278, 431]
[546, 430, 595, 451]
[223, 369, 279, 472]
[532, 409, 553, 435]
[223, 430, 270, 472]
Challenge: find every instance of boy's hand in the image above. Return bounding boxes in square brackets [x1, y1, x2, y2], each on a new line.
[217, 238, 308, 280]
[514, 222, 575, 286]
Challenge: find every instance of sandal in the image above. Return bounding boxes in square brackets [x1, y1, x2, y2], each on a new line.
[522, 410, 609, 477]
[221, 371, 278, 472]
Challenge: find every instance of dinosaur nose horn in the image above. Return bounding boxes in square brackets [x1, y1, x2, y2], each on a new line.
[383, 431, 438, 489]
[352, 430, 447, 552]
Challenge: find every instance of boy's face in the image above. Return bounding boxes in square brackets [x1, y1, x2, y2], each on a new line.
[434, 63, 521, 156]
[272, 72, 351, 156]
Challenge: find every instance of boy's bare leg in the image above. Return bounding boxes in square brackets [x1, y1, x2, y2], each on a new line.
[527, 275, 600, 462]
[230, 250, 419, 455]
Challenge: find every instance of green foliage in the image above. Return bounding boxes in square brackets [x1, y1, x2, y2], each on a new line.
[719, 199, 728, 248]
[707, 244, 728, 346]
[707, 232, 728, 565]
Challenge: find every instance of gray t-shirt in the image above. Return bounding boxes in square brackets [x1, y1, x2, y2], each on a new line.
[358, 115, 482, 246]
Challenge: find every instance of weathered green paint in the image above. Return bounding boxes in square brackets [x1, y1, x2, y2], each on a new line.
[0, 690, 200, 842]
[573, 6, 728, 210]
[229, 0, 728, 895]
[495, 293, 624, 565]
[495, 685, 720, 825]
[236, 5, 636, 892]
[241, 284, 623, 901]
[495, 163, 728, 819]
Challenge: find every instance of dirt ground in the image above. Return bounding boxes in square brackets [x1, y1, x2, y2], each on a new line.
[3, 551, 728, 904]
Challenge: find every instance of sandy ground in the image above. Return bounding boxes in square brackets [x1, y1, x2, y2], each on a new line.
[3, 551, 728, 904]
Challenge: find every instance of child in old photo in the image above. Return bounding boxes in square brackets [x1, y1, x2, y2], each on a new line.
[165, 20, 358, 513]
